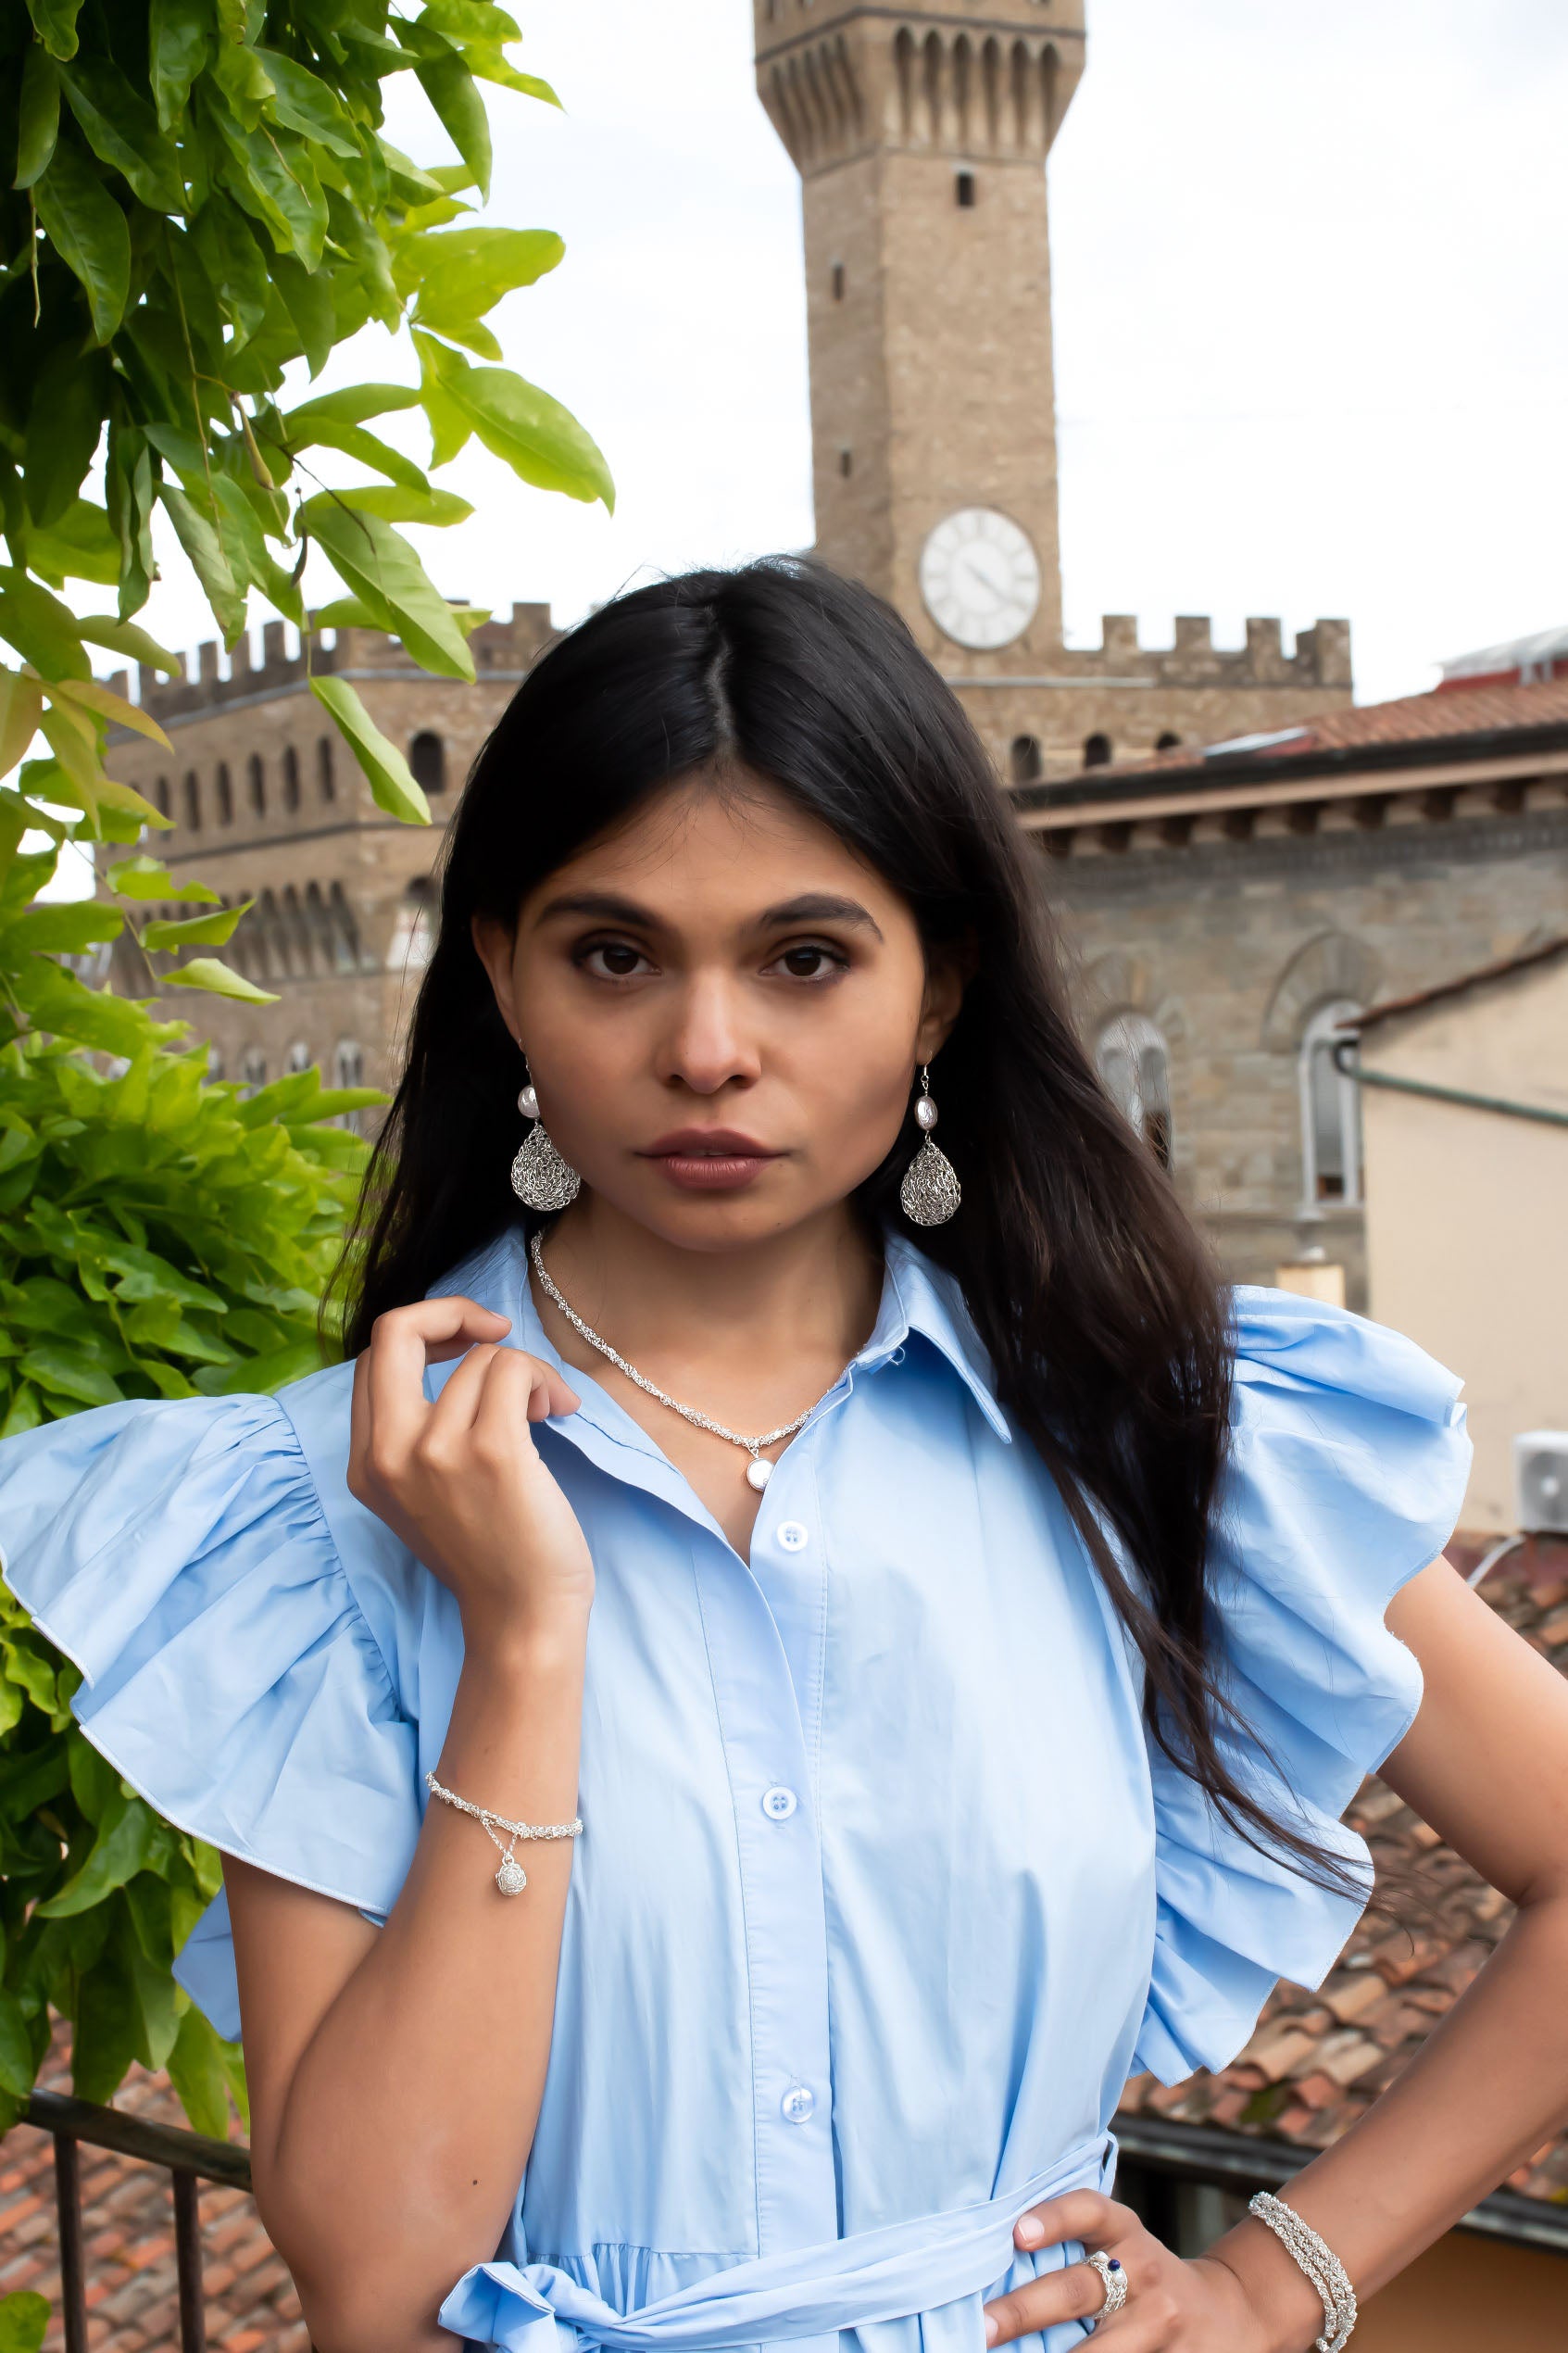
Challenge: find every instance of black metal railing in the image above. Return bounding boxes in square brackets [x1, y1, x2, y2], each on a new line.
[19, 2086, 255, 2353]
[1115, 2112, 1568, 2259]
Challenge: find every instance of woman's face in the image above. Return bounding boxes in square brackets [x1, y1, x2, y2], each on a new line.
[471, 773, 964, 1252]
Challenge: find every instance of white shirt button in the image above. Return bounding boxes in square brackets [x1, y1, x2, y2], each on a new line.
[777, 1520, 809, 1552]
[761, 1784, 797, 1820]
[781, 2083, 816, 2123]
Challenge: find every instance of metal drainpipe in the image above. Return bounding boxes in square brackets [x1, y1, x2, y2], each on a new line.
[1331, 1038, 1568, 1129]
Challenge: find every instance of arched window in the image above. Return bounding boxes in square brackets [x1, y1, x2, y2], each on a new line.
[215, 761, 234, 824]
[1155, 731, 1181, 753]
[239, 1047, 268, 1096]
[328, 882, 361, 972]
[284, 1039, 312, 1076]
[247, 753, 266, 814]
[1083, 732, 1112, 769]
[838, 447, 853, 477]
[389, 876, 438, 974]
[317, 736, 336, 801]
[831, 259, 846, 300]
[408, 731, 446, 794]
[1095, 1013, 1173, 1172]
[1298, 1000, 1361, 1206]
[334, 1038, 367, 1134]
[1009, 735, 1042, 784]
[956, 170, 976, 208]
[282, 745, 301, 812]
[206, 1043, 225, 1082]
[155, 775, 170, 819]
[182, 770, 202, 828]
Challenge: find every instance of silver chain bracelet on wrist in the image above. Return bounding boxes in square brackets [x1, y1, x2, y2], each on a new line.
[424, 1767, 583, 1896]
[1247, 2190, 1358, 2353]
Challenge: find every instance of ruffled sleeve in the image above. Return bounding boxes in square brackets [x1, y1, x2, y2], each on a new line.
[1133, 1286, 1473, 2085]
[0, 1389, 421, 2041]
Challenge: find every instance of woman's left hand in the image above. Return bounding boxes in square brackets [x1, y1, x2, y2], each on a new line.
[982, 2191, 1273, 2350]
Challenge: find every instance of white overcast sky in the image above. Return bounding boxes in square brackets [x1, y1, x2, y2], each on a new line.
[126, 0, 1568, 711]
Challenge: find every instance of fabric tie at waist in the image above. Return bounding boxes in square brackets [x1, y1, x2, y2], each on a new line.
[438, 2129, 1117, 2353]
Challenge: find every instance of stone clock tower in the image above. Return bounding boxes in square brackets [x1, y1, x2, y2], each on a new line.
[755, 0, 1080, 651]
[753, 0, 1352, 778]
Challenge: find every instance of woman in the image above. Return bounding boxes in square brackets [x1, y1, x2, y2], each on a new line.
[3, 560, 1567, 2353]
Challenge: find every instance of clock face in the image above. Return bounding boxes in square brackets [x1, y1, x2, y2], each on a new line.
[919, 508, 1041, 650]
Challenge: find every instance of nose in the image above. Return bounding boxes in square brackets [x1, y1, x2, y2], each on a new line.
[656, 971, 761, 1097]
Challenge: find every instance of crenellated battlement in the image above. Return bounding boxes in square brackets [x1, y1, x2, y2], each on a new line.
[756, 0, 1085, 176]
[1047, 613, 1353, 692]
[122, 602, 557, 724]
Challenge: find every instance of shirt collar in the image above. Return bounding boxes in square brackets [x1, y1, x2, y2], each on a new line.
[433, 1222, 1011, 1448]
[873, 1231, 1012, 1442]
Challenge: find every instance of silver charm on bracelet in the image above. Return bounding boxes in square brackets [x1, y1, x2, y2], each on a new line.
[1247, 2190, 1357, 2352]
[1085, 2249, 1128, 2326]
[424, 1768, 583, 1895]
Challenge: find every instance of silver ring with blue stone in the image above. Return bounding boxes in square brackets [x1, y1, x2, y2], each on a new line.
[1085, 2248, 1127, 2325]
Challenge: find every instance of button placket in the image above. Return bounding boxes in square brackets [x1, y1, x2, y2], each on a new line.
[689, 1522, 837, 2254]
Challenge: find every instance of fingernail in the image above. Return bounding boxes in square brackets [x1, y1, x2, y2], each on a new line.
[1015, 2216, 1043, 2247]
[984, 2320, 998, 2346]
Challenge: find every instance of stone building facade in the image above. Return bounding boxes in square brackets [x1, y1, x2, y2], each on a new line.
[751, 0, 1353, 779]
[101, 608, 554, 1104]
[1025, 685, 1568, 1302]
[95, 0, 1567, 1319]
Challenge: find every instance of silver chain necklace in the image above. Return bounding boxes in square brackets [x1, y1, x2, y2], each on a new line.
[528, 1227, 833, 1491]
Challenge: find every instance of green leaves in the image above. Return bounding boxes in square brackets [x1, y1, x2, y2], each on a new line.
[161, 955, 277, 1003]
[142, 902, 250, 951]
[14, 48, 61, 188]
[414, 332, 614, 509]
[31, 135, 131, 342]
[310, 674, 430, 823]
[149, 0, 213, 132]
[25, 0, 83, 64]
[0, 2292, 51, 2353]
[301, 496, 476, 679]
[59, 61, 183, 212]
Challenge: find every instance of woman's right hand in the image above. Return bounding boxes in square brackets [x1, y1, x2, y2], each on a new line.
[347, 1297, 593, 1642]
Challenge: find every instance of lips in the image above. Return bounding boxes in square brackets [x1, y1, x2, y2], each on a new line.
[640, 1129, 784, 1192]
[644, 1129, 778, 1159]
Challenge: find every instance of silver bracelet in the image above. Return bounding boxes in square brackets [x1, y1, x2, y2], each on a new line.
[424, 1767, 583, 1896]
[1247, 2191, 1358, 2353]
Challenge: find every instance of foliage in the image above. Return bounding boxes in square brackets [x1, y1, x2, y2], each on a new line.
[0, 2292, 48, 2353]
[0, 0, 612, 912]
[0, 0, 612, 2141]
[0, 812, 384, 2143]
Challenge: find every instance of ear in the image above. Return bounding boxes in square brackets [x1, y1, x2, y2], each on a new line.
[913, 933, 973, 1065]
[470, 912, 521, 1042]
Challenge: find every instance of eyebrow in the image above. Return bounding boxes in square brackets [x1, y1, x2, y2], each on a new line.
[533, 889, 884, 941]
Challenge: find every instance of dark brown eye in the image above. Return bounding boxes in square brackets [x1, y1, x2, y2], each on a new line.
[599, 943, 642, 975]
[780, 945, 839, 977]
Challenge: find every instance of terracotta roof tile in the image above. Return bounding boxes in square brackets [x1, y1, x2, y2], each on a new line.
[1098, 673, 1568, 780]
[1116, 1535, 1568, 2210]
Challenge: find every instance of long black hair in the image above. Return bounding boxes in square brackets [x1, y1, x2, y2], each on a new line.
[328, 556, 1370, 1907]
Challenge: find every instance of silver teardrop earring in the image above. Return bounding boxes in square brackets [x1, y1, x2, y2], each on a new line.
[509, 1051, 581, 1212]
[899, 1064, 961, 1227]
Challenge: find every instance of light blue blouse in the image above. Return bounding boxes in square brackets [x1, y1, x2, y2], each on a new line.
[0, 1227, 1471, 2353]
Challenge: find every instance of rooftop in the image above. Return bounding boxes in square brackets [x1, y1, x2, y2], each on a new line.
[1117, 1539, 1568, 2228]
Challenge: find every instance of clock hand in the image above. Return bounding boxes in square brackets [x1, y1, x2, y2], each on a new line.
[958, 551, 1009, 604]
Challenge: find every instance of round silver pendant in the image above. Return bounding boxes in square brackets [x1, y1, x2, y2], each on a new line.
[746, 1456, 773, 1491]
[495, 1856, 527, 1896]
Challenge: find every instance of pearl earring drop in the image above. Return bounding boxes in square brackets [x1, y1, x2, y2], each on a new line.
[899, 1064, 961, 1227]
